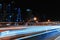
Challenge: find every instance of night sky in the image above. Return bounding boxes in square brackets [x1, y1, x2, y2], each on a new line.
[0, 0, 58, 21]
[16, 0, 57, 21]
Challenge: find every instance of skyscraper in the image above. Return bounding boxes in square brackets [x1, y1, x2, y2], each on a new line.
[0, 1, 22, 22]
[0, 3, 3, 22]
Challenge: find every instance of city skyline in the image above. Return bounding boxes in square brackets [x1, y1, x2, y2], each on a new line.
[0, 0, 58, 22]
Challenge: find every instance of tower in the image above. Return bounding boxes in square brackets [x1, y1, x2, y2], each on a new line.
[6, 3, 11, 22]
[0, 3, 3, 22]
[17, 8, 22, 22]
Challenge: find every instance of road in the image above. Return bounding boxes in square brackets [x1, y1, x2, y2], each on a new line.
[1, 26, 60, 40]
[21, 29, 60, 40]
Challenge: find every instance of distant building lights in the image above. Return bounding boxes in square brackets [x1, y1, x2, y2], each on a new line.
[0, 4, 2, 9]
[26, 9, 31, 12]
[16, 20, 18, 22]
[0, 4, 2, 6]
[36, 21, 38, 23]
[9, 15, 12, 18]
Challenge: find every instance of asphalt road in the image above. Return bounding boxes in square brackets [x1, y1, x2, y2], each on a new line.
[15, 29, 60, 40]
[1, 26, 60, 40]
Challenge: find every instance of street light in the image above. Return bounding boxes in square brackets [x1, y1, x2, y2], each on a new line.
[34, 17, 37, 21]
[48, 19, 50, 22]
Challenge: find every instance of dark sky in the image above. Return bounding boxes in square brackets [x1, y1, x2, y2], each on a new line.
[0, 0, 58, 21]
[14, 0, 57, 21]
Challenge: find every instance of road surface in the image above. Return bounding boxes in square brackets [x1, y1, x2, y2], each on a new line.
[20, 29, 60, 40]
[1, 26, 60, 40]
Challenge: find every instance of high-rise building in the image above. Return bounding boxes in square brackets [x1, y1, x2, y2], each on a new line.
[0, 1, 22, 22]
[0, 3, 3, 22]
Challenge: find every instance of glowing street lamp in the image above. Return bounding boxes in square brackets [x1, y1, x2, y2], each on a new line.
[34, 17, 37, 21]
[48, 19, 50, 22]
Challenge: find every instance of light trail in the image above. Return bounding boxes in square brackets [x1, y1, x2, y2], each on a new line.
[1, 26, 60, 39]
